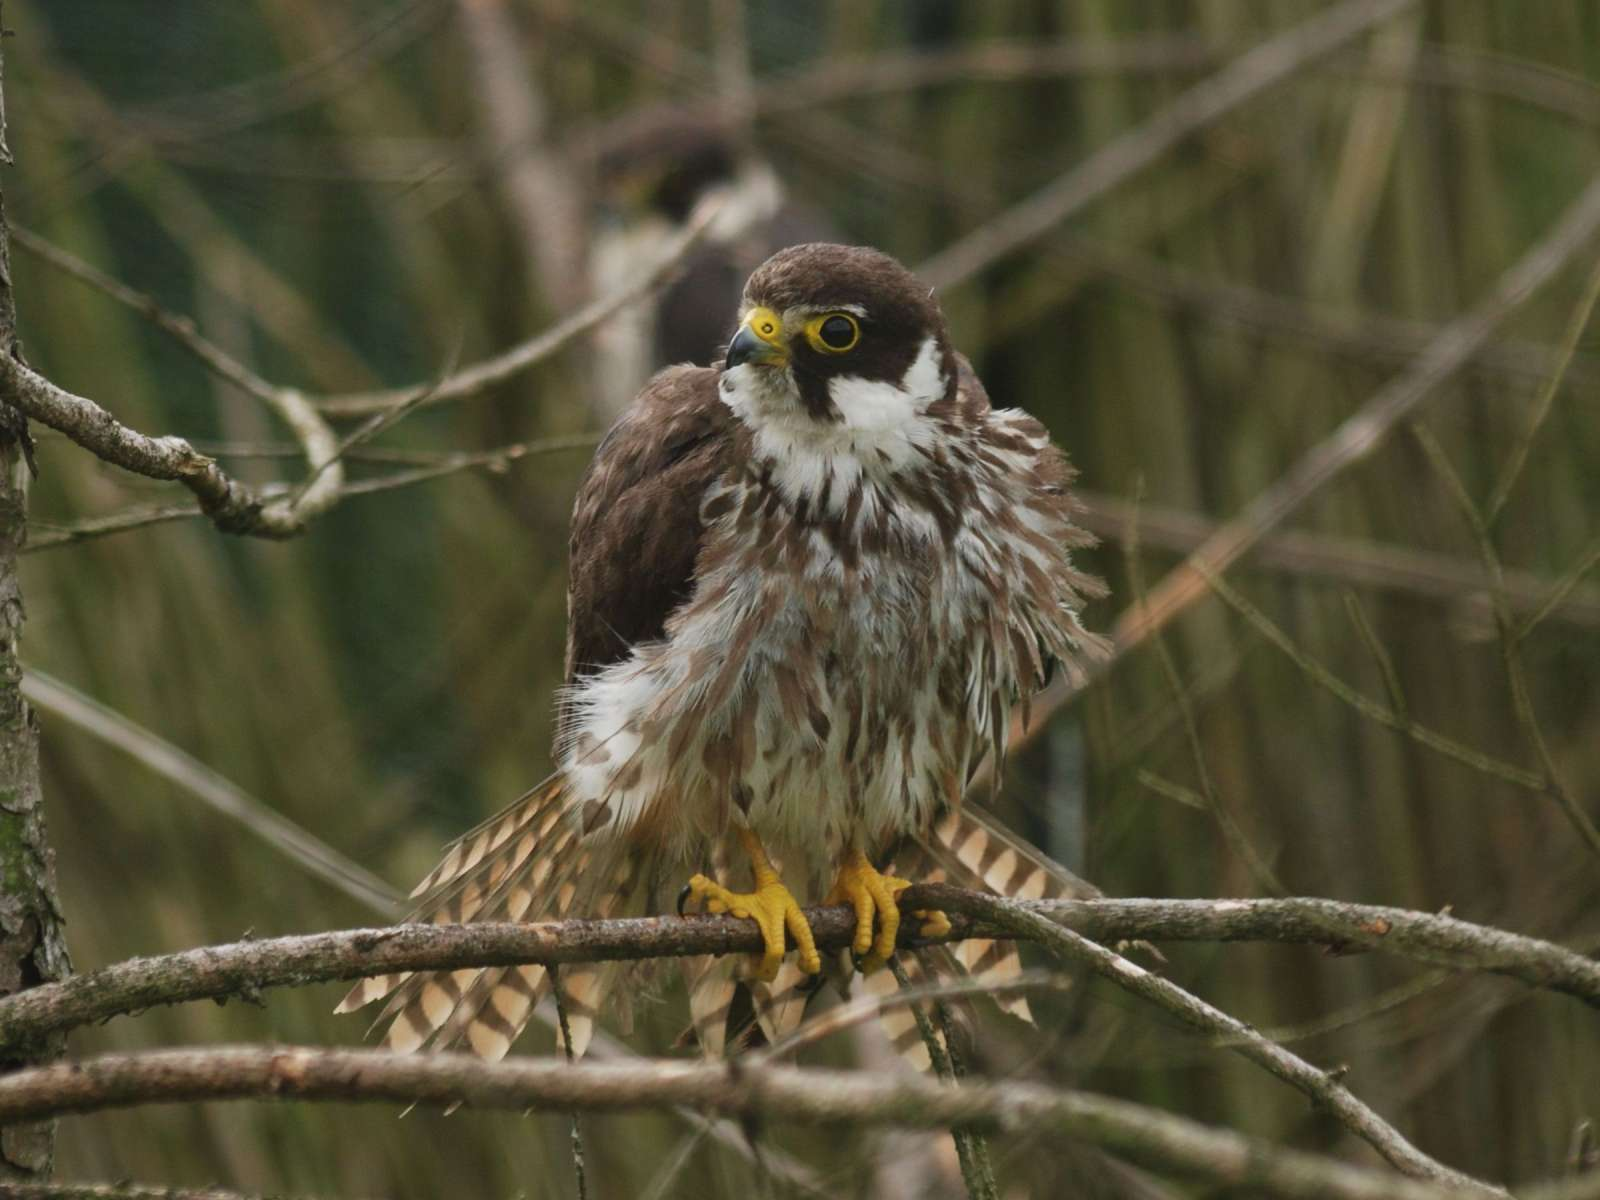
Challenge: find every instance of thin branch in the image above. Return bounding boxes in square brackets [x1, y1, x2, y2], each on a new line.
[1196, 565, 1549, 791]
[1075, 490, 1600, 628]
[1107, 172, 1600, 681]
[1125, 490, 1287, 896]
[27, 502, 202, 552]
[6, 889, 1599, 1055]
[578, 38, 1600, 172]
[20, 669, 402, 917]
[1486, 249, 1600, 524]
[12, 228, 281, 409]
[23, 434, 602, 554]
[550, 965, 590, 1200]
[751, 970, 1067, 1066]
[0, 355, 281, 536]
[0, 1184, 357, 1200]
[0, 1045, 1518, 1200]
[917, 0, 1417, 290]
[6, 203, 716, 544]
[313, 199, 720, 417]
[1519, 535, 1600, 640]
[1408, 423, 1600, 854]
[1069, 236, 1600, 396]
[1343, 590, 1410, 722]
[14, 227, 344, 532]
[941, 892, 1491, 1190]
[885, 955, 998, 1200]
[1009, 166, 1600, 758]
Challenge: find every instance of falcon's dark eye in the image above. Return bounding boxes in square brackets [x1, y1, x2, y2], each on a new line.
[806, 312, 860, 354]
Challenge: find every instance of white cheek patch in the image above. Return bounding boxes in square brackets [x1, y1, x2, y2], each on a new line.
[718, 333, 948, 511]
[830, 335, 945, 432]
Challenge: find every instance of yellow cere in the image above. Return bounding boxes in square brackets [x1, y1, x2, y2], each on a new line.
[745, 306, 784, 345]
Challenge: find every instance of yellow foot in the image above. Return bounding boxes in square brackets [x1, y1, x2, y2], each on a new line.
[678, 828, 821, 982]
[918, 909, 953, 940]
[824, 851, 945, 973]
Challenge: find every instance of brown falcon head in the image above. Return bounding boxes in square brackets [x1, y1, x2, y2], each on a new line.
[722, 244, 957, 422]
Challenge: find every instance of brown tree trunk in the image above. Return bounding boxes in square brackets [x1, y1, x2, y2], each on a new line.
[0, 5, 72, 1181]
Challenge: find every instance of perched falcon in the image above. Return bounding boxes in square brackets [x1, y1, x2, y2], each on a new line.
[340, 243, 1107, 1061]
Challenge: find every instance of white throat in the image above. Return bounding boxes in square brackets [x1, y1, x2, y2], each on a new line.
[718, 334, 947, 511]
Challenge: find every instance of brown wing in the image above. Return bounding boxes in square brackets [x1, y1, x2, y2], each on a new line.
[564, 364, 736, 687]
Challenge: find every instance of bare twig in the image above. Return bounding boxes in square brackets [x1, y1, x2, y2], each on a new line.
[0, 1045, 1517, 1200]
[885, 956, 998, 1200]
[10, 231, 340, 523]
[917, 0, 1417, 290]
[1069, 237, 1600, 395]
[24, 433, 602, 553]
[1074, 490, 1600, 629]
[1343, 590, 1410, 722]
[551, 966, 590, 1200]
[1125, 490, 1287, 896]
[6, 889, 1598, 1055]
[12, 229, 280, 410]
[942, 892, 1493, 1190]
[1196, 564, 1548, 791]
[0, 354, 280, 535]
[751, 970, 1067, 1066]
[1408, 423, 1600, 854]
[1108, 172, 1600, 679]
[577, 38, 1600, 173]
[313, 198, 720, 416]
[1009, 167, 1600, 758]
[6, 202, 716, 546]
[20, 670, 402, 917]
[1486, 250, 1600, 524]
[1519, 536, 1600, 640]
[0, 1184, 358, 1200]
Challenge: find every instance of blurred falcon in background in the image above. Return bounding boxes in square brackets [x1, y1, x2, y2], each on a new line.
[341, 242, 1107, 1063]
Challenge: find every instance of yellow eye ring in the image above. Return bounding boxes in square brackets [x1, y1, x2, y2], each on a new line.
[804, 312, 860, 354]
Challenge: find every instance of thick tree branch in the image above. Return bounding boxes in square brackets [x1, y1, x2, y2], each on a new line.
[0, 1045, 1523, 1200]
[0, 4, 71, 1182]
[2, 888, 1595, 1056]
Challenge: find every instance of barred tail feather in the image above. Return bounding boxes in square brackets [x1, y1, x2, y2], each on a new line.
[858, 803, 1098, 1069]
[336, 775, 637, 1061]
[683, 955, 740, 1057]
[750, 960, 814, 1045]
[862, 951, 950, 1073]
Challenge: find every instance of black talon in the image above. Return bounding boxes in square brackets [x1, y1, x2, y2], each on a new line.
[677, 883, 694, 917]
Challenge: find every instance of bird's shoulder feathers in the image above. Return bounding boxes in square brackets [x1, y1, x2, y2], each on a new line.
[565, 364, 738, 686]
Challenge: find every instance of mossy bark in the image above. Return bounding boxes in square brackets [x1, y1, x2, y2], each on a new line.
[0, 3, 71, 1180]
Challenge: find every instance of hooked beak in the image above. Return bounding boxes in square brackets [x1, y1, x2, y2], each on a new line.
[724, 307, 789, 369]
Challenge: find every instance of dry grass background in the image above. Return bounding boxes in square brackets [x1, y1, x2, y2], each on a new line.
[8, 1, 1600, 1195]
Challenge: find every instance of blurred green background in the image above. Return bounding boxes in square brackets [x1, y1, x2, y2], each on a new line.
[9, 0, 1600, 1195]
